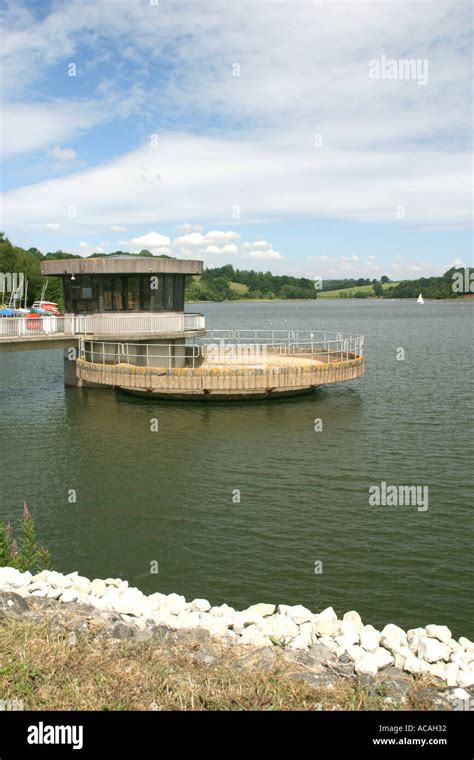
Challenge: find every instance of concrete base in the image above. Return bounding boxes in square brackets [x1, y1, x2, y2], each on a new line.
[118, 386, 318, 401]
[63, 351, 106, 388]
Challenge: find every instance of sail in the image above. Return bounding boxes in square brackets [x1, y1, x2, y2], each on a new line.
[417, 293, 424, 304]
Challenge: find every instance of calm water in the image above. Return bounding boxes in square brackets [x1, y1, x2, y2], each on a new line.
[0, 300, 472, 636]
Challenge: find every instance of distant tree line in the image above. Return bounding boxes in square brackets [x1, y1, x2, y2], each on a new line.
[1, 233, 470, 306]
[185, 265, 318, 301]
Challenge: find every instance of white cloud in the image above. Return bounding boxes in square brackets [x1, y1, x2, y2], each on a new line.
[220, 243, 237, 254]
[173, 232, 205, 246]
[128, 232, 171, 251]
[79, 241, 89, 249]
[176, 223, 203, 233]
[47, 145, 76, 161]
[246, 249, 282, 260]
[0, 0, 470, 249]
[205, 230, 240, 242]
[204, 245, 221, 254]
[241, 240, 272, 251]
[45, 222, 61, 230]
[110, 225, 127, 232]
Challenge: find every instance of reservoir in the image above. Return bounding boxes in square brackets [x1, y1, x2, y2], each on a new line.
[0, 299, 472, 637]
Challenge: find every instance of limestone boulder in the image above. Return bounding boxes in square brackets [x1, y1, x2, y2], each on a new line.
[425, 624, 452, 645]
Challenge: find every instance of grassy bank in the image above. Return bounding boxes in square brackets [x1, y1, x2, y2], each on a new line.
[0, 619, 439, 711]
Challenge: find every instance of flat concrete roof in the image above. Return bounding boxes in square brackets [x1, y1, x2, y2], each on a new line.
[41, 257, 203, 277]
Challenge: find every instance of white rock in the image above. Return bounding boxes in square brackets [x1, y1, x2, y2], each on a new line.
[319, 636, 338, 652]
[229, 612, 246, 634]
[147, 592, 168, 610]
[339, 620, 361, 642]
[34, 570, 53, 581]
[286, 622, 314, 650]
[393, 646, 412, 669]
[240, 625, 272, 648]
[210, 603, 235, 618]
[429, 662, 446, 680]
[104, 578, 121, 587]
[320, 606, 337, 622]
[360, 625, 381, 652]
[459, 637, 474, 652]
[407, 627, 426, 653]
[335, 632, 359, 648]
[417, 636, 451, 663]
[404, 655, 429, 674]
[450, 651, 473, 672]
[190, 598, 211, 613]
[30, 589, 48, 597]
[373, 647, 395, 670]
[198, 615, 230, 637]
[380, 624, 407, 651]
[313, 610, 340, 637]
[0, 567, 32, 588]
[345, 645, 365, 662]
[426, 624, 452, 644]
[112, 589, 147, 617]
[87, 595, 109, 611]
[70, 576, 91, 594]
[172, 611, 201, 629]
[46, 589, 63, 599]
[457, 670, 474, 689]
[262, 614, 299, 643]
[160, 593, 187, 615]
[244, 603, 276, 618]
[278, 604, 312, 625]
[407, 627, 426, 640]
[236, 610, 265, 627]
[451, 687, 471, 702]
[445, 662, 460, 687]
[342, 611, 363, 632]
[47, 571, 74, 589]
[355, 653, 378, 677]
[448, 638, 461, 652]
[28, 581, 48, 592]
[90, 579, 107, 598]
[60, 590, 79, 603]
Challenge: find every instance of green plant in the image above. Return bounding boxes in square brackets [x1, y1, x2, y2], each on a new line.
[0, 503, 51, 573]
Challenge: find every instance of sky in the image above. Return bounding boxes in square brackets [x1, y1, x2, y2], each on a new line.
[0, 0, 472, 281]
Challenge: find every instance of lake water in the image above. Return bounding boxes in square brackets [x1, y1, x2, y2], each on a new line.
[0, 299, 472, 636]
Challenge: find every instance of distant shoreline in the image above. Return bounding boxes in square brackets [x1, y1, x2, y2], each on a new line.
[186, 295, 473, 304]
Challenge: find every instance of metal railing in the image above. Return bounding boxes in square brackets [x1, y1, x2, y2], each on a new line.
[0, 312, 205, 339]
[78, 331, 364, 369]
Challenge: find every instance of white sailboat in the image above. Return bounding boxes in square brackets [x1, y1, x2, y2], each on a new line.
[417, 293, 424, 304]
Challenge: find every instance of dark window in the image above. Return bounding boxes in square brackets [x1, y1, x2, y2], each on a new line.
[164, 275, 174, 310]
[174, 276, 184, 311]
[103, 276, 125, 311]
[150, 276, 163, 310]
[126, 276, 140, 310]
[141, 275, 151, 310]
[80, 276, 93, 300]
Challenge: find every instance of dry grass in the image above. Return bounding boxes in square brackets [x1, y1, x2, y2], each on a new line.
[0, 620, 438, 711]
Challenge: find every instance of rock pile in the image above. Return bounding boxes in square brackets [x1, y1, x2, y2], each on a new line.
[1, 567, 473, 696]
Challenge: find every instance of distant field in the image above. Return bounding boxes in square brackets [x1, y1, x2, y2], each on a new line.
[229, 282, 249, 294]
[318, 282, 400, 298]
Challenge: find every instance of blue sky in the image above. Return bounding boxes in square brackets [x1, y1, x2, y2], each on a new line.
[0, 0, 472, 280]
